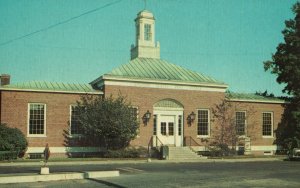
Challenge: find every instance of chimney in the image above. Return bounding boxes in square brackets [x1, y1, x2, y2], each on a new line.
[0, 74, 10, 86]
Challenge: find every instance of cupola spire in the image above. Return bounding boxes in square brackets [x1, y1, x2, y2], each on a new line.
[130, 10, 160, 60]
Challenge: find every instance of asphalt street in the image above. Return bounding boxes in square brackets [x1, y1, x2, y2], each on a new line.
[1, 160, 300, 187]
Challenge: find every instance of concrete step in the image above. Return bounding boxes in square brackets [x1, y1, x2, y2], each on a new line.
[168, 147, 203, 160]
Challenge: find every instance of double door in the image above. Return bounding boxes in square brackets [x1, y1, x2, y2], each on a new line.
[159, 115, 176, 146]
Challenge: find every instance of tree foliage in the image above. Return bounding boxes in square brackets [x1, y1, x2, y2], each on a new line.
[264, 2, 300, 96]
[75, 95, 139, 150]
[0, 123, 28, 157]
[264, 2, 300, 151]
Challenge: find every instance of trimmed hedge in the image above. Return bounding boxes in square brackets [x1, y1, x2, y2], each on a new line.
[0, 123, 28, 159]
[104, 147, 148, 158]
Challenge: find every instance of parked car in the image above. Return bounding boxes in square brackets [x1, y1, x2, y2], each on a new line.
[288, 148, 300, 160]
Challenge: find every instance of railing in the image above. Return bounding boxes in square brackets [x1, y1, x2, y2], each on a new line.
[183, 136, 210, 153]
[147, 135, 164, 158]
[184, 136, 201, 147]
[154, 135, 164, 147]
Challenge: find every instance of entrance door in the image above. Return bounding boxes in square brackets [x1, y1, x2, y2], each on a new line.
[159, 115, 175, 146]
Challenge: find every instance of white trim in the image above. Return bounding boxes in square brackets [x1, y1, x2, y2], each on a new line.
[197, 109, 211, 137]
[228, 98, 285, 104]
[191, 145, 277, 152]
[251, 145, 277, 151]
[26, 147, 104, 153]
[102, 77, 227, 92]
[153, 107, 184, 111]
[262, 112, 274, 138]
[153, 109, 184, 147]
[103, 75, 228, 88]
[0, 88, 102, 95]
[27, 103, 47, 137]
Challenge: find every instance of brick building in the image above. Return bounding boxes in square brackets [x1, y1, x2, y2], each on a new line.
[0, 10, 285, 157]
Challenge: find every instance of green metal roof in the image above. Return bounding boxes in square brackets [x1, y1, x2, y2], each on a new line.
[0, 81, 101, 94]
[105, 58, 225, 85]
[226, 92, 285, 103]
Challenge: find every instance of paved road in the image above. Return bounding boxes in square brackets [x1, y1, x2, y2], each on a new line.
[1, 160, 300, 187]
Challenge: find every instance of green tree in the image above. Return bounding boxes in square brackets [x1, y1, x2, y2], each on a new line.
[211, 99, 237, 156]
[210, 96, 256, 156]
[0, 123, 28, 157]
[75, 95, 139, 150]
[264, 2, 300, 151]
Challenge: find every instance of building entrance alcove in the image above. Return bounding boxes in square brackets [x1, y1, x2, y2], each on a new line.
[153, 99, 184, 147]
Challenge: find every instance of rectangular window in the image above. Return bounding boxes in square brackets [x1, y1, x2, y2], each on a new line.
[144, 24, 152, 41]
[169, 122, 174, 136]
[178, 115, 182, 136]
[129, 107, 138, 121]
[197, 109, 209, 136]
[28, 103, 46, 136]
[153, 115, 157, 135]
[161, 122, 167, 135]
[236, 111, 246, 135]
[262, 112, 273, 136]
[70, 106, 83, 135]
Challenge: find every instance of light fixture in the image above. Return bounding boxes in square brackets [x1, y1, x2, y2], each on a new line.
[143, 110, 151, 125]
[187, 111, 196, 125]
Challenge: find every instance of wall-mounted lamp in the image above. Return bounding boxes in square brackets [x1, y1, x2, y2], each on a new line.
[143, 110, 151, 125]
[187, 111, 196, 125]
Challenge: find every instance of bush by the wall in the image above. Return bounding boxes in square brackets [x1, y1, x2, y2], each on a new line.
[104, 147, 148, 158]
[208, 143, 236, 157]
[0, 123, 28, 159]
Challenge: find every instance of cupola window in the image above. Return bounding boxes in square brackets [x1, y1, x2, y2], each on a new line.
[144, 24, 152, 41]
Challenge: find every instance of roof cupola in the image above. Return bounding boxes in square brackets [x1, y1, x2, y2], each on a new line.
[130, 10, 160, 59]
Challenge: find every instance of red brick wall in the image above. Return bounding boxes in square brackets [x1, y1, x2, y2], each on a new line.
[0, 87, 285, 156]
[104, 85, 285, 153]
[0, 90, 86, 148]
[228, 101, 284, 147]
[104, 85, 225, 147]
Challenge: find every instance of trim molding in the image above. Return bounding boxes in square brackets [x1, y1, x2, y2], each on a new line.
[104, 80, 227, 92]
[191, 145, 278, 151]
[0, 88, 102, 95]
[228, 98, 285, 104]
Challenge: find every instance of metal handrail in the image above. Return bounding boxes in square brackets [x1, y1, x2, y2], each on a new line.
[184, 136, 201, 147]
[147, 135, 164, 159]
[147, 136, 153, 159]
[155, 136, 164, 147]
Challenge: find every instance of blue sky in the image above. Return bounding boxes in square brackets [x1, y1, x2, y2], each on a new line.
[0, 0, 297, 96]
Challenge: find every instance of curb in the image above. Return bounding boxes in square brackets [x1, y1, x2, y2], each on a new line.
[0, 170, 119, 184]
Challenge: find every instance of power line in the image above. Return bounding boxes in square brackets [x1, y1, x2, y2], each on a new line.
[0, 0, 123, 47]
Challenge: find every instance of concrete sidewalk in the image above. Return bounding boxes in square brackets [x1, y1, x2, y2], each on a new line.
[0, 171, 120, 184]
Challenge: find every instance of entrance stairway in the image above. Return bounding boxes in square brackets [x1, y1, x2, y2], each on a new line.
[167, 146, 207, 160]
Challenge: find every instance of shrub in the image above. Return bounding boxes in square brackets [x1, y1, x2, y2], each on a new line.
[75, 95, 139, 150]
[104, 147, 148, 158]
[0, 123, 28, 158]
[208, 143, 236, 157]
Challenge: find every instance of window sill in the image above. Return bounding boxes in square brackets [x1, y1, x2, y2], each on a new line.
[27, 135, 47, 138]
[197, 135, 210, 138]
[262, 136, 273, 138]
